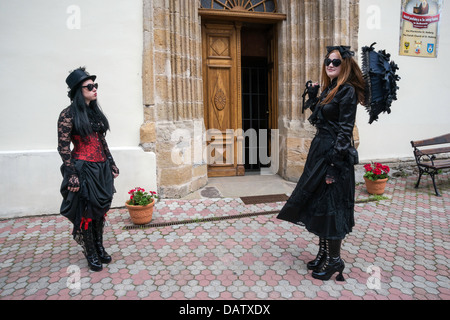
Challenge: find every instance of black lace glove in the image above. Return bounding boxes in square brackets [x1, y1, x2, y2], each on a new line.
[111, 164, 119, 178]
[67, 174, 80, 192]
[324, 149, 345, 184]
[325, 165, 339, 184]
[302, 81, 320, 113]
[307, 82, 320, 99]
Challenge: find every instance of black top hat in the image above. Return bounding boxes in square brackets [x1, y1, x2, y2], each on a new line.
[66, 67, 96, 99]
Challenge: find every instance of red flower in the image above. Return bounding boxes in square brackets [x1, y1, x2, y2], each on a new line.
[127, 187, 158, 206]
[363, 162, 390, 181]
[373, 168, 382, 176]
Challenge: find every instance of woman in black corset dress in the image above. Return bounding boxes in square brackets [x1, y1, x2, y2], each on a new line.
[277, 46, 366, 281]
[58, 67, 119, 272]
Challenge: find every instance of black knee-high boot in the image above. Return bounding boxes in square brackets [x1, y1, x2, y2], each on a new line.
[311, 239, 345, 281]
[307, 238, 327, 271]
[80, 222, 103, 272]
[92, 219, 112, 264]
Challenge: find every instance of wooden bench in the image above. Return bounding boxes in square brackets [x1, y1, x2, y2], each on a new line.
[411, 133, 450, 196]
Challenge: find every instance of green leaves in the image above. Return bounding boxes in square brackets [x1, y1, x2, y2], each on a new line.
[128, 187, 158, 206]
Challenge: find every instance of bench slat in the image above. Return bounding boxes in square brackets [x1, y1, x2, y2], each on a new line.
[411, 133, 450, 148]
[414, 147, 450, 156]
[411, 134, 450, 196]
[419, 159, 450, 169]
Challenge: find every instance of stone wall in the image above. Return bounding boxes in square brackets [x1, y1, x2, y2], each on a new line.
[142, 0, 207, 198]
[277, 0, 360, 182]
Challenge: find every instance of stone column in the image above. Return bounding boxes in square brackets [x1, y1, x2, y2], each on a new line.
[277, 0, 360, 182]
[142, 0, 207, 198]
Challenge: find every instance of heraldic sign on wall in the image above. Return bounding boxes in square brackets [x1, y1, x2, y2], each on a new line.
[400, 0, 443, 58]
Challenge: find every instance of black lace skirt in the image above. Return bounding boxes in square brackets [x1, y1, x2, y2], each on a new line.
[277, 130, 355, 240]
[60, 160, 115, 241]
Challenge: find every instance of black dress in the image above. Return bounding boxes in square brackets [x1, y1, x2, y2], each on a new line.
[277, 79, 357, 240]
[57, 106, 117, 243]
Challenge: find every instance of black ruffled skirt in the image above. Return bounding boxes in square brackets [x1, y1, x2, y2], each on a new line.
[277, 129, 355, 240]
[60, 160, 115, 242]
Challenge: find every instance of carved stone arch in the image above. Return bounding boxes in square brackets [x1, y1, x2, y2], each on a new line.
[200, 0, 278, 12]
[199, 0, 286, 22]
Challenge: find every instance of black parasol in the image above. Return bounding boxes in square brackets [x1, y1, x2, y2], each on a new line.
[361, 43, 400, 124]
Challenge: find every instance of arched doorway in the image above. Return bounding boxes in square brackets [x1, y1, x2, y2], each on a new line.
[199, 0, 285, 177]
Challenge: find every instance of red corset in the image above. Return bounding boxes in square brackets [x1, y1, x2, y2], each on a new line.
[71, 133, 106, 162]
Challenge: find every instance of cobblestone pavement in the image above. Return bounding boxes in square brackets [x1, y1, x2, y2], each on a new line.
[0, 173, 449, 301]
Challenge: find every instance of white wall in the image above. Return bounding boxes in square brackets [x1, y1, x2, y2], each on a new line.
[357, 0, 450, 161]
[0, 0, 157, 218]
[0, 148, 156, 219]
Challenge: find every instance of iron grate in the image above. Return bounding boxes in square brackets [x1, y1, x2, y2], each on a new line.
[121, 196, 387, 230]
[122, 210, 279, 230]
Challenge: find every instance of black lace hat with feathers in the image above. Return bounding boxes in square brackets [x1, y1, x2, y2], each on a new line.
[326, 45, 355, 59]
[361, 43, 400, 124]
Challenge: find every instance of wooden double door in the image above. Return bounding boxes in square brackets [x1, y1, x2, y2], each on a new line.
[202, 22, 278, 177]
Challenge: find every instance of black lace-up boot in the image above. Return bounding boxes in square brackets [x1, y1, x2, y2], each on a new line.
[312, 239, 345, 281]
[307, 238, 327, 271]
[92, 219, 112, 264]
[80, 222, 103, 272]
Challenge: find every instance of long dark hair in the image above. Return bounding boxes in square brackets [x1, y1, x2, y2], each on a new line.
[320, 50, 366, 106]
[70, 87, 110, 138]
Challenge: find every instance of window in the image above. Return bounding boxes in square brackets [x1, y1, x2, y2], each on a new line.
[200, 0, 277, 13]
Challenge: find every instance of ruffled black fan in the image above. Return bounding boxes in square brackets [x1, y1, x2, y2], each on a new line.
[361, 43, 400, 124]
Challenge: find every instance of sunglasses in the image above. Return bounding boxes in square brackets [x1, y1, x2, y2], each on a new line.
[324, 58, 342, 67]
[82, 83, 99, 91]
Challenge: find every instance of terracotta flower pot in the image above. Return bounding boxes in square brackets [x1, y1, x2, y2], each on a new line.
[125, 199, 155, 225]
[364, 177, 388, 195]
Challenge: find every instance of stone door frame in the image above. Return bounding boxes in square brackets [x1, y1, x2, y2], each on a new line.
[141, 0, 360, 198]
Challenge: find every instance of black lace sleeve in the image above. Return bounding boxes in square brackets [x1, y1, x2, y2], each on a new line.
[325, 84, 358, 182]
[334, 84, 357, 156]
[305, 97, 320, 112]
[99, 133, 119, 176]
[57, 107, 79, 187]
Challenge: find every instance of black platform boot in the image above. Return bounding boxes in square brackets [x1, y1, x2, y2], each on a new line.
[81, 222, 103, 272]
[307, 238, 327, 271]
[311, 239, 345, 281]
[92, 219, 112, 264]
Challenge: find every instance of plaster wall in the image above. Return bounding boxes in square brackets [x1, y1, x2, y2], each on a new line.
[357, 0, 450, 161]
[0, 0, 157, 218]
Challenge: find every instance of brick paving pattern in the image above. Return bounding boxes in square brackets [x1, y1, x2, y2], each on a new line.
[0, 173, 449, 300]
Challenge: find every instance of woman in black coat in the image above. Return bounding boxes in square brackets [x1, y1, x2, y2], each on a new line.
[277, 46, 366, 281]
[58, 67, 119, 272]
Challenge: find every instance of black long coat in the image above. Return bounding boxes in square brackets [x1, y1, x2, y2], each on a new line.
[277, 79, 357, 240]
